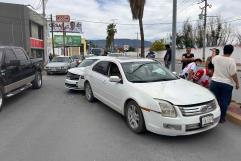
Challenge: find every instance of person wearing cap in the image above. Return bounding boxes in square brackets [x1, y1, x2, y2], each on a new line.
[205, 48, 219, 67]
[181, 47, 195, 69]
[210, 44, 240, 123]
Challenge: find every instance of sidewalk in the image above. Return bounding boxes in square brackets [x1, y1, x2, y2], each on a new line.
[227, 102, 241, 126]
[158, 59, 241, 125]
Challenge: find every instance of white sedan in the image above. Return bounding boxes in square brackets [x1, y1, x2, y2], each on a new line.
[83, 57, 221, 136]
[65, 56, 105, 90]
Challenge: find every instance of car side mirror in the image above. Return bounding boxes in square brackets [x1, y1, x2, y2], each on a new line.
[109, 76, 121, 83]
[9, 60, 20, 66]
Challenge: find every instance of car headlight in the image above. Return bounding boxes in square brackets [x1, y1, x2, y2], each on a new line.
[155, 100, 177, 118]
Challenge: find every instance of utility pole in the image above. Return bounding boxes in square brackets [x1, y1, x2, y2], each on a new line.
[42, 0, 46, 18]
[136, 32, 139, 57]
[62, 22, 66, 56]
[202, 0, 207, 62]
[171, 0, 177, 72]
[199, 0, 211, 62]
[50, 14, 55, 56]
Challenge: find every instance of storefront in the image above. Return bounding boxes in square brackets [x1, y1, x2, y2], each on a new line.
[0, 2, 47, 60]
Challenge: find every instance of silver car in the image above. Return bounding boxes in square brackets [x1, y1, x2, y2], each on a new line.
[45, 56, 77, 74]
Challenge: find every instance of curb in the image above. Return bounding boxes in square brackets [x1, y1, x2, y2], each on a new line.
[227, 102, 241, 126]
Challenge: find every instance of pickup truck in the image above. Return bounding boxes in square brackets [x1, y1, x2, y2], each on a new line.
[0, 46, 43, 111]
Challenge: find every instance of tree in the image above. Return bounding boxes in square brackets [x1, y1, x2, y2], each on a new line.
[182, 20, 194, 48]
[128, 0, 146, 57]
[236, 32, 241, 45]
[150, 39, 166, 51]
[106, 23, 117, 51]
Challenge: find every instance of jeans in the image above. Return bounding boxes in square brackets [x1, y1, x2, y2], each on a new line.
[165, 61, 171, 69]
[210, 81, 233, 121]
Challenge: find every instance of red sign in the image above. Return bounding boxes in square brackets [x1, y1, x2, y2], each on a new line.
[30, 38, 44, 49]
[56, 15, 70, 22]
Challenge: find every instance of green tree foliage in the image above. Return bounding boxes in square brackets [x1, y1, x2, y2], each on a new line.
[150, 39, 166, 51]
[106, 23, 117, 51]
[128, 0, 146, 57]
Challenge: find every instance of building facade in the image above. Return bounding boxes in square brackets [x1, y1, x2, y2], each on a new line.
[0, 2, 47, 60]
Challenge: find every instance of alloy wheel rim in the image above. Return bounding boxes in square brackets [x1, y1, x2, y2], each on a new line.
[0, 92, 2, 108]
[127, 105, 140, 129]
[37, 73, 42, 87]
[86, 84, 91, 100]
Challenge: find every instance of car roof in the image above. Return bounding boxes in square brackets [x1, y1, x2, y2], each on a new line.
[55, 56, 70, 58]
[89, 56, 155, 63]
[0, 46, 23, 49]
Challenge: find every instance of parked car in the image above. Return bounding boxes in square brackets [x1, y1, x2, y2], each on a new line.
[71, 55, 84, 66]
[90, 48, 104, 56]
[0, 46, 43, 111]
[45, 56, 77, 74]
[83, 57, 221, 136]
[65, 56, 105, 90]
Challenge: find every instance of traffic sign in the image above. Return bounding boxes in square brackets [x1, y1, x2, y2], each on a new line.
[56, 15, 70, 22]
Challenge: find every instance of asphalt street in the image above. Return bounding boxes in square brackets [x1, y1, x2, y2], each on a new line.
[0, 74, 240, 161]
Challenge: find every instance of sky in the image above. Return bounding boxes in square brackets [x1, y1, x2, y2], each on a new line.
[0, 0, 241, 40]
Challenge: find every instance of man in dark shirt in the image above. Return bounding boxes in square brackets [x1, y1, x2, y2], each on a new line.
[181, 47, 194, 69]
[164, 44, 172, 69]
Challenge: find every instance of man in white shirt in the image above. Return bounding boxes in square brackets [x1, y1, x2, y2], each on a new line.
[179, 58, 202, 80]
[210, 44, 240, 123]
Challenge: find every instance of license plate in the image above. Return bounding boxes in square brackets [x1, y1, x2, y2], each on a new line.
[200, 114, 214, 127]
[51, 68, 57, 71]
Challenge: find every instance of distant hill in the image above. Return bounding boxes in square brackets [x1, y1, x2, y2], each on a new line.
[89, 39, 152, 48]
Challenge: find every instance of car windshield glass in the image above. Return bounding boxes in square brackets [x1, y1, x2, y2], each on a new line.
[121, 61, 178, 83]
[52, 57, 69, 62]
[91, 49, 101, 56]
[78, 59, 98, 67]
[71, 55, 80, 59]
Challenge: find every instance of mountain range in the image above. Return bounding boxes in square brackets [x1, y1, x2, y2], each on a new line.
[89, 39, 152, 48]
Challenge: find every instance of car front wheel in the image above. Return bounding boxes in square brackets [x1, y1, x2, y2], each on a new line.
[85, 82, 95, 102]
[32, 71, 42, 89]
[126, 101, 146, 133]
[0, 87, 4, 112]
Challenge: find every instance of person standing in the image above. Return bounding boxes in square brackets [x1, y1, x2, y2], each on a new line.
[210, 45, 240, 123]
[49, 53, 53, 62]
[205, 48, 219, 67]
[181, 47, 194, 69]
[164, 44, 172, 69]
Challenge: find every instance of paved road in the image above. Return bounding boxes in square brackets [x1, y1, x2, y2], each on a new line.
[0, 75, 240, 161]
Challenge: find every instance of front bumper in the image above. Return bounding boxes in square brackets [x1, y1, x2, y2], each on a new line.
[46, 68, 68, 73]
[65, 79, 83, 90]
[142, 107, 221, 136]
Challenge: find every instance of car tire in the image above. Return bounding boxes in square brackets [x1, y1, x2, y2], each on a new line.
[85, 82, 95, 102]
[0, 87, 4, 112]
[125, 101, 146, 134]
[32, 71, 42, 89]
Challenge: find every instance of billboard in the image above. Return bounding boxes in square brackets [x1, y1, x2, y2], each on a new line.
[49, 21, 82, 33]
[54, 35, 81, 47]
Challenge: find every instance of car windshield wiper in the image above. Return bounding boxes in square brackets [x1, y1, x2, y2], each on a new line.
[151, 78, 177, 82]
[129, 62, 152, 74]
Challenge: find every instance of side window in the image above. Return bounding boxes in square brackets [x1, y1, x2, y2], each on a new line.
[4, 49, 17, 64]
[14, 48, 28, 61]
[109, 63, 122, 78]
[92, 61, 110, 76]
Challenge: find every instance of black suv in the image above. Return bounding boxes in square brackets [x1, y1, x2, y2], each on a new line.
[0, 46, 43, 111]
